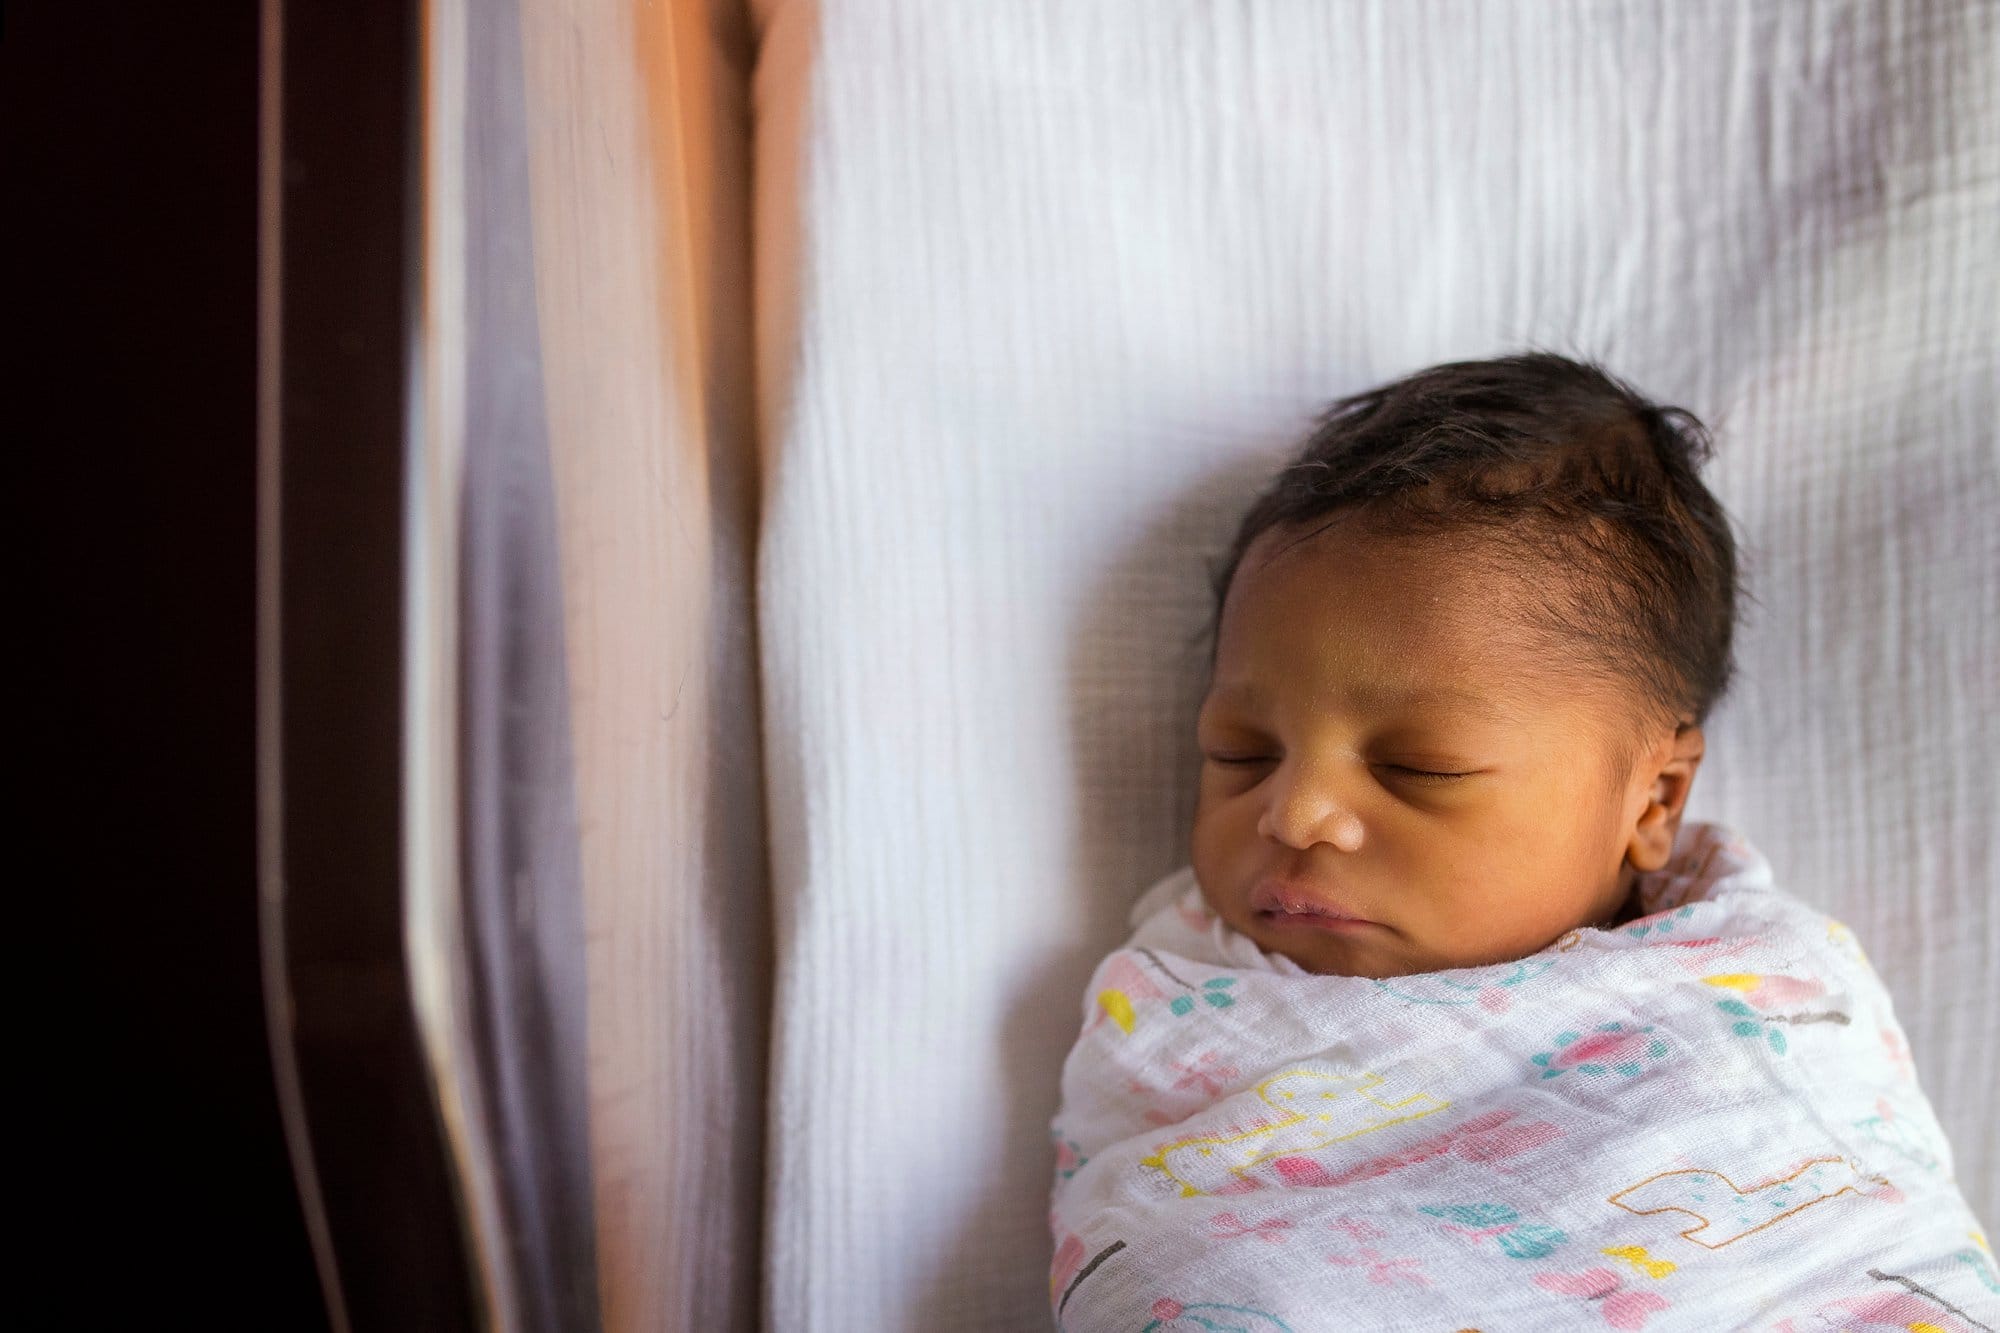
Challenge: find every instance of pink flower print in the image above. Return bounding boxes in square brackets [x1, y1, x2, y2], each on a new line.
[1443, 1220, 1509, 1242]
[1826, 1289, 1980, 1333]
[1559, 1027, 1651, 1064]
[1706, 974, 1848, 1056]
[1853, 1095, 1943, 1175]
[1533, 1268, 1670, 1329]
[1326, 1245, 1429, 1288]
[1453, 1112, 1565, 1163]
[1881, 1027, 1914, 1080]
[1052, 1135, 1086, 1179]
[1530, 1023, 1668, 1079]
[1274, 1109, 1564, 1188]
[1209, 1212, 1293, 1244]
[1701, 971, 1827, 1011]
[1088, 955, 1166, 1034]
[1744, 974, 1825, 1009]
[1660, 936, 1758, 972]
[1170, 1051, 1241, 1098]
[1121, 1076, 1182, 1128]
[1049, 1233, 1085, 1300]
[1145, 1299, 1298, 1331]
[1326, 1217, 1385, 1242]
[1100, 954, 1165, 1000]
[1273, 1156, 1338, 1187]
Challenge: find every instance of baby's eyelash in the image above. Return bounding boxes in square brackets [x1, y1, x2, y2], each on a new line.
[1204, 755, 1471, 782]
[1382, 765, 1472, 782]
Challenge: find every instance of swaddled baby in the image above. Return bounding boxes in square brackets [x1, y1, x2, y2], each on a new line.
[1047, 354, 1994, 1331]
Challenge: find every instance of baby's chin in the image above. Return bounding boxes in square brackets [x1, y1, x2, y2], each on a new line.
[1243, 917, 1545, 979]
[1240, 918, 1425, 979]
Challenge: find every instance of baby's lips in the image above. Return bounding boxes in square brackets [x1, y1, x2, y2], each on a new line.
[1249, 873, 1371, 922]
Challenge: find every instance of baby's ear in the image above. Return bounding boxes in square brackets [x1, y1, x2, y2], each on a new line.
[1625, 724, 1706, 873]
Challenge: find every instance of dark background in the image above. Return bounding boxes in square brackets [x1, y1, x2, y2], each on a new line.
[9, 5, 327, 1321]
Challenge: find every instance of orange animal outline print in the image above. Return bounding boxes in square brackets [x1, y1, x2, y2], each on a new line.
[1608, 1156, 1888, 1249]
[1140, 1068, 1447, 1197]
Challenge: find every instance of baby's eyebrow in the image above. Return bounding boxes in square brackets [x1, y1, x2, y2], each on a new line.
[1378, 685, 1521, 719]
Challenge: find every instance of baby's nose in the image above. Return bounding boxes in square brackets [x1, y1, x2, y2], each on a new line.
[1257, 763, 1365, 853]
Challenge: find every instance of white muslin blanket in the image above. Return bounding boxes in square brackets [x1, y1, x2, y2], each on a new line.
[1048, 823, 1997, 1331]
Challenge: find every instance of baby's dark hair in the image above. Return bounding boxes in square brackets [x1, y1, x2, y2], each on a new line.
[1205, 352, 1741, 734]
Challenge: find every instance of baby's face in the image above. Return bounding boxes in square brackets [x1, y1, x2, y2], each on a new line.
[1190, 517, 1698, 979]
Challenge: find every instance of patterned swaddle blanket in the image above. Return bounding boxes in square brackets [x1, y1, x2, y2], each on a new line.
[1048, 822, 1996, 1331]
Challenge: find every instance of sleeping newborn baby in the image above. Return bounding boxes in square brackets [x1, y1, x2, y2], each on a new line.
[1047, 354, 1995, 1331]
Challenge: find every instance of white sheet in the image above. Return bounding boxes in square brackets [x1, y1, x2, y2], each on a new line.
[750, 2, 2000, 1327]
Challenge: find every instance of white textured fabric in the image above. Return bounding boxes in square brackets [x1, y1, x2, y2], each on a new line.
[750, 2, 2000, 1326]
[1048, 823, 1995, 1330]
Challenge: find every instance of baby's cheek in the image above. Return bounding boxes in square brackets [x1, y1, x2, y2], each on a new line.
[1406, 903, 1545, 971]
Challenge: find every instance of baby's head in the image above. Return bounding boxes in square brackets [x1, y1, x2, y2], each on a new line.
[1191, 352, 1740, 978]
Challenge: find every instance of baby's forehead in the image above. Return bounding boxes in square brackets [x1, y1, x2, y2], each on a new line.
[1216, 533, 1647, 722]
[1231, 524, 1547, 640]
